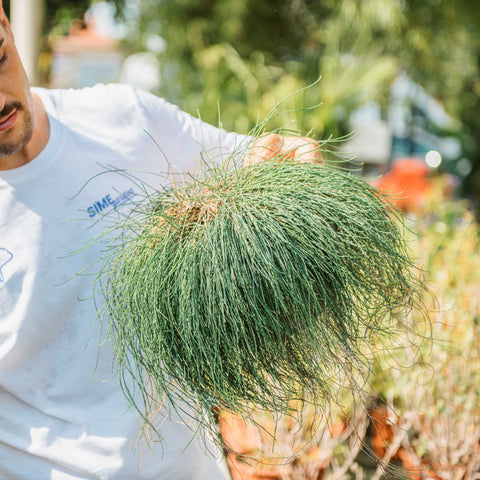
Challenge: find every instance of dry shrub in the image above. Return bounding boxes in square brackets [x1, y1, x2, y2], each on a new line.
[372, 177, 480, 479]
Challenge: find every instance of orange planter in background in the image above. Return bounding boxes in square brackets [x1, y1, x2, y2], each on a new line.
[373, 158, 432, 212]
[219, 409, 342, 480]
[220, 411, 283, 480]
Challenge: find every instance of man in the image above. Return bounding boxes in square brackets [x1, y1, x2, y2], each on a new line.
[0, 3, 319, 479]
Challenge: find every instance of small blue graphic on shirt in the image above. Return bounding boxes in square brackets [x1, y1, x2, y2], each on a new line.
[0, 248, 13, 283]
[86, 188, 136, 218]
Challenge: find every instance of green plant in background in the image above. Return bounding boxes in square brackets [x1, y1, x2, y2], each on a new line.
[94, 135, 425, 448]
[111, 0, 403, 136]
[4, 0, 92, 36]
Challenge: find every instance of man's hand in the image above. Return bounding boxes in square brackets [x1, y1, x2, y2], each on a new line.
[244, 133, 323, 166]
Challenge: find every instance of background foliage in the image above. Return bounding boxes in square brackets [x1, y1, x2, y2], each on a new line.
[4, 0, 91, 35]
[111, 0, 403, 138]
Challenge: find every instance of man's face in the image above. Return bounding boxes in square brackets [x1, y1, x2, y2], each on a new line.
[0, 24, 34, 158]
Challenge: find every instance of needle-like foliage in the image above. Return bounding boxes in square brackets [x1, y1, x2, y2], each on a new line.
[95, 150, 424, 447]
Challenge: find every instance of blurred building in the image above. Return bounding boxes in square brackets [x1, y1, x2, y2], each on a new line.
[49, 18, 124, 89]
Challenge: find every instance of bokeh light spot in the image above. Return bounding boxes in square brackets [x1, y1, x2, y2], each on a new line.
[425, 150, 442, 168]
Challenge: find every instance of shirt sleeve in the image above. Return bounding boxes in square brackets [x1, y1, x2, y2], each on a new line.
[133, 89, 251, 176]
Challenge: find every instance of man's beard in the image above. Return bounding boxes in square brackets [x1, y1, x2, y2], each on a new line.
[0, 102, 34, 158]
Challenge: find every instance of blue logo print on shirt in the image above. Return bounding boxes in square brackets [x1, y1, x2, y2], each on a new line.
[86, 188, 136, 218]
[0, 248, 13, 282]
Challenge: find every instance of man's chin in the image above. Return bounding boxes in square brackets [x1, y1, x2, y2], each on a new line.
[0, 120, 34, 159]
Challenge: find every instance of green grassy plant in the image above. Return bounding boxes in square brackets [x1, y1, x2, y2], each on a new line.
[95, 143, 424, 446]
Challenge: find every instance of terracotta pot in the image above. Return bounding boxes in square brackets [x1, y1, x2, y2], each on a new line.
[219, 410, 342, 480]
[369, 406, 442, 480]
[219, 411, 283, 480]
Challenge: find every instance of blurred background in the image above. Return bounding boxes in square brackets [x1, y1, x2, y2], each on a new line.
[7, 1, 480, 477]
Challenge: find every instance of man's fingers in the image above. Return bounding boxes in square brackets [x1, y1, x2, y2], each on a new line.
[275, 136, 323, 163]
[244, 133, 282, 166]
[290, 137, 324, 163]
[244, 133, 323, 166]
